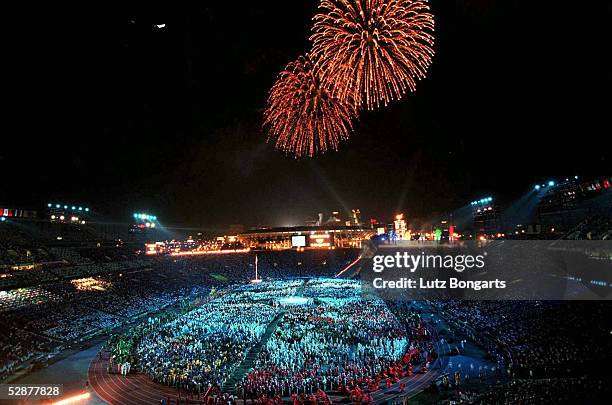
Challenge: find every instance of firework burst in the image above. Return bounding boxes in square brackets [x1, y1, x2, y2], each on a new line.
[311, 0, 435, 110]
[263, 54, 357, 158]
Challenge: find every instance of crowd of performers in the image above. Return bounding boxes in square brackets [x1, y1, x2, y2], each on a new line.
[126, 279, 437, 402]
[132, 281, 302, 392]
[135, 299, 277, 392]
[237, 280, 437, 402]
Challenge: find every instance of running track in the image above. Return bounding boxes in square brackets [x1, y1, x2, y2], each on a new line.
[89, 351, 185, 405]
[89, 350, 443, 404]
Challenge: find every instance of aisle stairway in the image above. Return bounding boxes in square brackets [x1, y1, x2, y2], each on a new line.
[221, 310, 286, 394]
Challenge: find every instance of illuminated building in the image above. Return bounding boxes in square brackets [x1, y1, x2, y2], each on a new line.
[393, 214, 407, 240]
[351, 209, 362, 225]
[471, 197, 500, 237]
[238, 225, 375, 250]
[535, 176, 612, 233]
[316, 213, 324, 226]
[328, 211, 341, 224]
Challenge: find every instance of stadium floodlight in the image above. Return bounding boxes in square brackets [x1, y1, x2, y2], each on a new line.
[548, 180, 555, 187]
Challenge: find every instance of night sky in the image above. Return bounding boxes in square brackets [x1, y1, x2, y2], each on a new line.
[2, 1, 610, 230]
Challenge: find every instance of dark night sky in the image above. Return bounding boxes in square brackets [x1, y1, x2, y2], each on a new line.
[2, 1, 610, 230]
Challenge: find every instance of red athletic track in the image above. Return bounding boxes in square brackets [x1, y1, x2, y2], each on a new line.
[89, 351, 185, 405]
[89, 350, 443, 404]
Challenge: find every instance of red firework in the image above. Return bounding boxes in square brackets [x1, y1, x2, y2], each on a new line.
[263, 54, 357, 157]
[311, 0, 435, 110]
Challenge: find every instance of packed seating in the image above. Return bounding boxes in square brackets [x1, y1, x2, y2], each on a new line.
[470, 378, 607, 404]
[564, 214, 612, 240]
[431, 301, 611, 378]
[0, 223, 54, 267]
[0, 250, 355, 381]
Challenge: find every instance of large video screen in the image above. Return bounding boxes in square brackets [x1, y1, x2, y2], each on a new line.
[291, 235, 306, 247]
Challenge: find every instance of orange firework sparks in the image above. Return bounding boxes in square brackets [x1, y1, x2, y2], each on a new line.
[263, 54, 357, 158]
[311, 0, 435, 110]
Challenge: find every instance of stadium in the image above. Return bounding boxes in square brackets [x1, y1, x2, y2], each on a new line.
[2, 1, 611, 404]
[1, 173, 610, 404]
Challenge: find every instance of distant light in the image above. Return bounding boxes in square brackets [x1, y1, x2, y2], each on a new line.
[534, 185, 541, 190]
[64, 205, 68, 209]
[548, 180, 555, 187]
[52, 392, 91, 405]
[78, 207, 83, 211]
[85, 208, 89, 212]
[56, 204, 61, 208]
[155, 23, 166, 29]
[59, 215, 65, 220]
[56, 236, 63, 240]
[72, 206, 76, 210]
[133, 213, 138, 219]
[51, 215, 56, 220]
[575, 175, 579, 179]
[150, 223, 156, 228]
[47, 203, 52, 208]
[0, 217, 5, 222]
